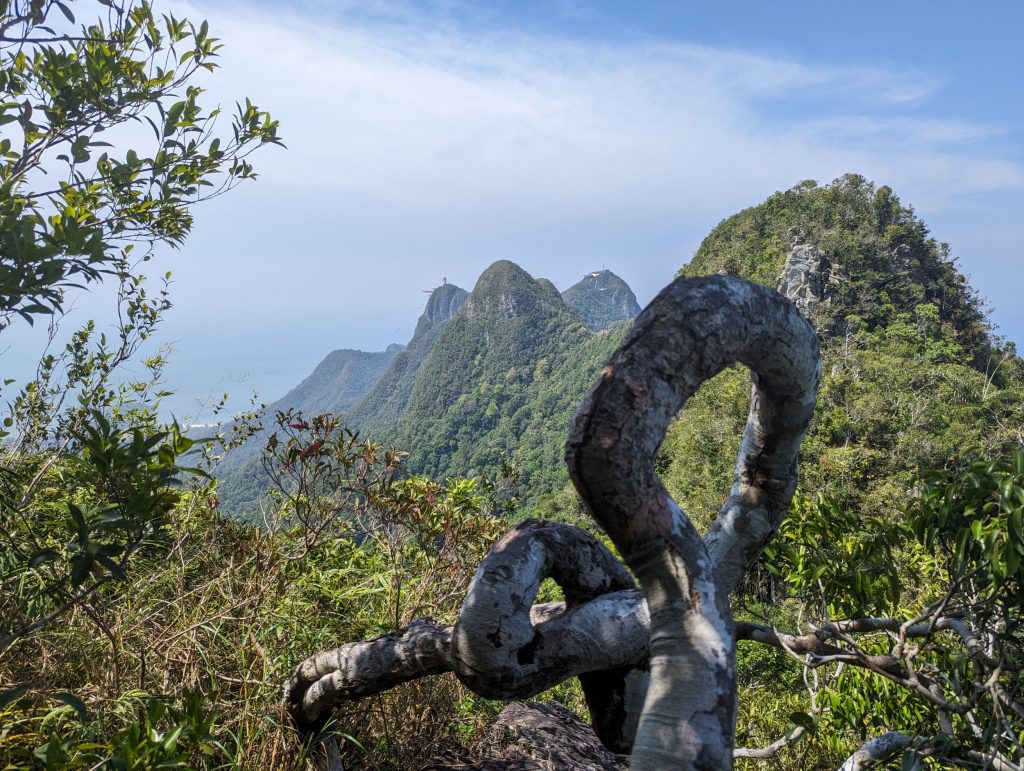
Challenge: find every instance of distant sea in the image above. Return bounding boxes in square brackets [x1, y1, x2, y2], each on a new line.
[2, 321, 345, 428]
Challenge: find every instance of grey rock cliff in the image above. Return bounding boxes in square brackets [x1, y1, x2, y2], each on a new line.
[345, 282, 468, 434]
[777, 238, 829, 318]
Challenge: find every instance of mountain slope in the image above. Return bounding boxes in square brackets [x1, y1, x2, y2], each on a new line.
[215, 283, 468, 515]
[561, 269, 641, 330]
[346, 282, 468, 434]
[277, 344, 405, 417]
[389, 260, 628, 496]
[214, 343, 404, 513]
[660, 174, 1023, 531]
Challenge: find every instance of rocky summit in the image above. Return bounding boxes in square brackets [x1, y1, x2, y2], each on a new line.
[562, 268, 642, 330]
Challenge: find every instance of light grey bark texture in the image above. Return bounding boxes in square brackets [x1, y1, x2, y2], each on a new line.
[566, 275, 820, 769]
[453, 519, 650, 752]
[837, 732, 912, 770]
[285, 520, 653, 751]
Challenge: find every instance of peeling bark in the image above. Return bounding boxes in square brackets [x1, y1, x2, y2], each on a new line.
[285, 522, 653, 751]
[285, 617, 456, 725]
[453, 520, 649, 751]
[837, 732, 912, 770]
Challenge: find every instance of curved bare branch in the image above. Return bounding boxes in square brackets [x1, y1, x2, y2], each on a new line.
[452, 519, 648, 751]
[837, 732, 912, 770]
[566, 275, 819, 768]
[285, 522, 653, 750]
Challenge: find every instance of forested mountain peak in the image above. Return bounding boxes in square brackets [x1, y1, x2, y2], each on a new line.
[389, 260, 622, 493]
[682, 173, 994, 367]
[663, 174, 1023, 536]
[561, 269, 641, 330]
[461, 259, 570, 322]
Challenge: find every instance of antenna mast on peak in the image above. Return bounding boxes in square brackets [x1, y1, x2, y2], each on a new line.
[423, 278, 447, 293]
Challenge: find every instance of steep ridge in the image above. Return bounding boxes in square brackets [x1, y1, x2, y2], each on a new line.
[659, 174, 1023, 531]
[215, 283, 467, 515]
[561, 269, 641, 330]
[346, 282, 468, 434]
[214, 344, 403, 513]
[388, 260, 629, 496]
[683, 174, 992, 364]
[217, 345, 402, 473]
[274, 344, 405, 417]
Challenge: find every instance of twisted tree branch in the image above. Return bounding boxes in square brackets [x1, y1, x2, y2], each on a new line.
[566, 275, 819, 768]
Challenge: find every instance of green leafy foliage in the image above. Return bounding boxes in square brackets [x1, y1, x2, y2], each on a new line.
[0, 2, 285, 766]
[2, 411, 512, 768]
[665, 174, 1023, 544]
[215, 285, 468, 514]
[23, 691, 220, 769]
[215, 346, 404, 510]
[665, 176, 1024, 766]
[0, 0, 280, 330]
[1, 0, 279, 655]
[764, 493, 912, 617]
[681, 175, 994, 366]
[217, 266, 642, 514]
[912, 448, 1024, 624]
[346, 282, 469, 436]
[0, 410, 202, 654]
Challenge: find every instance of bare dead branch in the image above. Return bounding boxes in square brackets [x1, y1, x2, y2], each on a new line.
[566, 275, 819, 768]
[838, 731, 912, 770]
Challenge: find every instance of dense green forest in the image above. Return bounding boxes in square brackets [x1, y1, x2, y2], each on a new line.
[560, 269, 641, 331]
[1, 2, 1022, 769]
[216, 263, 637, 516]
[388, 260, 631, 497]
[664, 174, 1023, 528]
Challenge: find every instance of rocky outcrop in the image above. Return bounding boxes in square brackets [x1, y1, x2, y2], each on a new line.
[425, 701, 630, 770]
[345, 282, 468, 434]
[777, 238, 828, 318]
[420, 282, 469, 330]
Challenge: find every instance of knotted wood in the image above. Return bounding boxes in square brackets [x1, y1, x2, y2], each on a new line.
[566, 275, 819, 769]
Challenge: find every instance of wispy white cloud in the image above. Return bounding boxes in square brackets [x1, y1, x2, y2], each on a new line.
[173, 1, 1015, 213]
[140, 0, 1023, 415]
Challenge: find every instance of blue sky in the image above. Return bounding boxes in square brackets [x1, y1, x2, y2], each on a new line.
[4, 0, 1022, 421]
